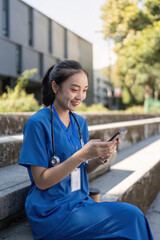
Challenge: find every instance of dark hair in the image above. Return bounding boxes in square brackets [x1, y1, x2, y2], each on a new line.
[42, 60, 88, 106]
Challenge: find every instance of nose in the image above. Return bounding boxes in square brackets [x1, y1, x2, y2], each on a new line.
[75, 92, 83, 101]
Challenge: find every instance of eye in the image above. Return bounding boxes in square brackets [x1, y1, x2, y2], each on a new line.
[71, 89, 78, 92]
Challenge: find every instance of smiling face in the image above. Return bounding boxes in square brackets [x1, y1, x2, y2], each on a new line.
[52, 71, 88, 112]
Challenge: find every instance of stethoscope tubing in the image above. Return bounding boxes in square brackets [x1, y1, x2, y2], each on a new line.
[50, 104, 84, 158]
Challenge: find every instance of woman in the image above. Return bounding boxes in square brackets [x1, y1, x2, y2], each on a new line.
[19, 60, 153, 240]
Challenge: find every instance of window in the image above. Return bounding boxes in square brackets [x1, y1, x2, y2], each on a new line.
[48, 19, 52, 53]
[39, 53, 43, 77]
[2, 0, 9, 37]
[64, 28, 68, 59]
[16, 45, 22, 74]
[28, 7, 33, 46]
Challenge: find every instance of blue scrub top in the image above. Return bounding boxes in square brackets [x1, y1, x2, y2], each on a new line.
[19, 107, 91, 239]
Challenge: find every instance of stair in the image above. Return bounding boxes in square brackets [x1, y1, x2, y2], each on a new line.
[0, 135, 160, 239]
[0, 113, 160, 239]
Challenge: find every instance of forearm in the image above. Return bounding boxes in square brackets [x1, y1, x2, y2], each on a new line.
[33, 150, 84, 190]
[32, 140, 117, 190]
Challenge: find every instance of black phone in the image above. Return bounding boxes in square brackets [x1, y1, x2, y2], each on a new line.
[108, 129, 128, 142]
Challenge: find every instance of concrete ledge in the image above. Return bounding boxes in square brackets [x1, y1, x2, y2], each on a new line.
[80, 112, 160, 126]
[0, 134, 22, 167]
[1, 118, 160, 167]
[90, 134, 160, 214]
[89, 117, 160, 151]
[0, 164, 30, 229]
[0, 113, 34, 135]
[0, 112, 159, 134]
[88, 153, 116, 181]
[119, 160, 160, 214]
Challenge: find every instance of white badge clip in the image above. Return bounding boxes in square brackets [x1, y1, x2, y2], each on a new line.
[71, 168, 81, 192]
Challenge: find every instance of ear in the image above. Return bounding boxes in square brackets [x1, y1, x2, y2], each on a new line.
[51, 81, 59, 94]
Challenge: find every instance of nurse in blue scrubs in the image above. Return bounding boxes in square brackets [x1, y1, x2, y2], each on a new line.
[19, 60, 154, 240]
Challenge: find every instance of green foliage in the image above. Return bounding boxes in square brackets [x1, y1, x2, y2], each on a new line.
[76, 103, 109, 112]
[0, 69, 41, 112]
[101, 0, 151, 42]
[144, 97, 160, 113]
[144, 0, 160, 21]
[101, 0, 160, 106]
[125, 105, 145, 113]
[122, 87, 131, 105]
[116, 22, 160, 102]
[76, 102, 160, 114]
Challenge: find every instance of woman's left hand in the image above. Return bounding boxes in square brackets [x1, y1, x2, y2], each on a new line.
[99, 138, 120, 163]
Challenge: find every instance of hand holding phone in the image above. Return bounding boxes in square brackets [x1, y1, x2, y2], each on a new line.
[108, 129, 128, 142]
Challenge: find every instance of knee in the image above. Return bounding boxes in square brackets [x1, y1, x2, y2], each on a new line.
[124, 203, 144, 220]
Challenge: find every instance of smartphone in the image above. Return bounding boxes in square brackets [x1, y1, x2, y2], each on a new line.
[108, 129, 128, 142]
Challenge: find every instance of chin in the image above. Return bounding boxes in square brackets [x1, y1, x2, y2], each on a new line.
[70, 107, 77, 112]
[69, 105, 78, 112]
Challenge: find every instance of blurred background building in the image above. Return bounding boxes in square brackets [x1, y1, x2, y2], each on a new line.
[93, 69, 114, 108]
[93, 68, 122, 110]
[0, 0, 93, 105]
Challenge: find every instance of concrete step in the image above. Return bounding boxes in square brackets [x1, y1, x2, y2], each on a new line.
[89, 134, 160, 213]
[0, 156, 115, 230]
[88, 117, 160, 151]
[0, 112, 159, 134]
[0, 113, 33, 135]
[1, 117, 160, 167]
[0, 134, 160, 239]
[0, 134, 23, 167]
[0, 164, 30, 230]
[1, 193, 160, 240]
[0, 218, 32, 240]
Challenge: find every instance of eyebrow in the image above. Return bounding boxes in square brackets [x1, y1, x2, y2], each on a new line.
[70, 84, 88, 88]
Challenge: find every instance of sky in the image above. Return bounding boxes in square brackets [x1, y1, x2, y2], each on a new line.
[22, 0, 117, 69]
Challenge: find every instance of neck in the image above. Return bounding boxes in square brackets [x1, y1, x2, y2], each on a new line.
[53, 101, 70, 126]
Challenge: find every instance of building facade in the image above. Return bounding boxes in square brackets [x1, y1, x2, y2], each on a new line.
[94, 69, 114, 109]
[0, 0, 93, 104]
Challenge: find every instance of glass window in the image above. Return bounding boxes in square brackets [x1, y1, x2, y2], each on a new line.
[28, 7, 33, 46]
[2, 0, 9, 37]
[39, 53, 43, 77]
[16, 45, 22, 74]
[64, 28, 68, 59]
[48, 19, 52, 53]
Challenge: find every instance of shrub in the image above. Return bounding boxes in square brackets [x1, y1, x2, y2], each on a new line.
[76, 103, 109, 112]
[0, 69, 41, 112]
[125, 105, 144, 114]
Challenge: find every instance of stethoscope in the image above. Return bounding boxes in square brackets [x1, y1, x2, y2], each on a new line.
[50, 104, 84, 167]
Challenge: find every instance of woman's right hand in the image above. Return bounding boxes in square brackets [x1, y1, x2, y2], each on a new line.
[80, 139, 117, 162]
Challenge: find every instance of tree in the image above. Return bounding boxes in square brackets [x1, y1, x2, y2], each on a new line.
[101, 0, 160, 105]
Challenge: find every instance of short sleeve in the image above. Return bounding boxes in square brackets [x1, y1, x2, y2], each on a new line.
[19, 118, 49, 168]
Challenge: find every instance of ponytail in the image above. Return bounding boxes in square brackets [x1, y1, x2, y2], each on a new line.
[42, 65, 55, 107]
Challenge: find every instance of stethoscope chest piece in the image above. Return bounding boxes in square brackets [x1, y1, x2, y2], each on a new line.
[51, 155, 60, 167]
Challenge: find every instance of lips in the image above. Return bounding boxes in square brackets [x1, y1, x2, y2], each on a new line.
[71, 101, 80, 107]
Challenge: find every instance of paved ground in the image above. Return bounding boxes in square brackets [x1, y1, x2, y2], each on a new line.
[146, 192, 160, 240]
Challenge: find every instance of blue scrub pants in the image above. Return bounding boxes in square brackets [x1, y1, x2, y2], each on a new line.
[42, 201, 153, 240]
